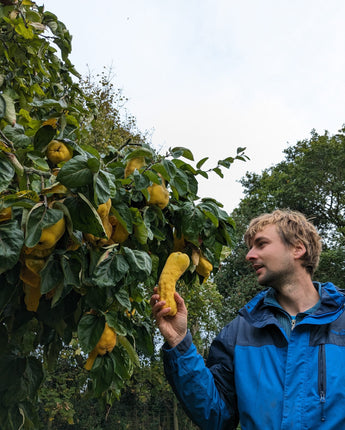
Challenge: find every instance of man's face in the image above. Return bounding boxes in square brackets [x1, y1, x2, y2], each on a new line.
[245, 224, 296, 289]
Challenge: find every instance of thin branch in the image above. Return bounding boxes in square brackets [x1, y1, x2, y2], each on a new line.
[0, 129, 14, 149]
[24, 167, 51, 178]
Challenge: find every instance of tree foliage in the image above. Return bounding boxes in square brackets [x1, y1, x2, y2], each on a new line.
[235, 128, 345, 242]
[0, 2, 247, 428]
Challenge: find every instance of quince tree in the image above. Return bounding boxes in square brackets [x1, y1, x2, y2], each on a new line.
[0, 1, 248, 428]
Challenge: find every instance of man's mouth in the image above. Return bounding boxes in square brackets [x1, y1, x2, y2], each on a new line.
[253, 264, 264, 274]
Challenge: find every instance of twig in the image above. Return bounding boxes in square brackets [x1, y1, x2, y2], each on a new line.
[24, 167, 52, 178]
[0, 129, 14, 149]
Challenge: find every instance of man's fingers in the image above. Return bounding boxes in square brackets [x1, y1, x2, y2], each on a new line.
[150, 295, 159, 307]
[174, 292, 185, 306]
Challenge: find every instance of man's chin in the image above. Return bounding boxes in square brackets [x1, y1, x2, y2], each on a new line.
[257, 275, 270, 287]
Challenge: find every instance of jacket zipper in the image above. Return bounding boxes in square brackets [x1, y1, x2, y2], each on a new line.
[318, 343, 326, 422]
[291, 316, 296, 330]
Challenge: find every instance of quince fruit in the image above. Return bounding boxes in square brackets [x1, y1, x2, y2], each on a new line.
[35, 217, 66, 250]
[23, 283, 42, 312]
[97, 198, 112, 219]
[196, 255, 213, 281]
[0, 207, 12, 222]
[109, 215, 129, 243]
[124, 156, 146, 178]
[46, 140, 73, 164]
[147, 182, 169, 209]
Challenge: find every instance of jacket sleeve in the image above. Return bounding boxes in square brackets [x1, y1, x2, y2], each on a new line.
[163, 329, 239, 430]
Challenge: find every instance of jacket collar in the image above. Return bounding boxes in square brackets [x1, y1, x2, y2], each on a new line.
[239, 282, 345, 329]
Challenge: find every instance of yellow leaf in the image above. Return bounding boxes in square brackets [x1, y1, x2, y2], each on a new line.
[42, 118, 58, 128]
[0, 141, 13, 153]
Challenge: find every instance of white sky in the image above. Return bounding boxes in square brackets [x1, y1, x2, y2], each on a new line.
[41, 0, 345, 214]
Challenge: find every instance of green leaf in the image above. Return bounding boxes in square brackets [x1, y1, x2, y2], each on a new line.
[196, 157, 209, 169]
[170, 169, 189, 197]
[111, 347, 132, 382]
[40, 255, 64, 294]
[93, 170, 111, 206]
[177, 203, 205, 245]
[114, 289, 131, 309]
[57, 155, 93, 188]
[24, 204, 64, 248]
[0, 95, 6, 120]
[135, 324, 154, 356]
[93, 250, 129, 287]
[133, 170, 151, 190]
[237, 146, 247, 154]
[124, 147, 153, 161]
[2, 124, 31, 148]
[170, 146, 194, 161]
[112, 203, 133, 234]
[0, 158, 15, 193]
[172, 158, 197, 175]
[218, 221, 234, 248]
[0, 324, 8, 353]
[30, 98, 68, 109]
[25, 356, 44, 397]
[203, 210, 219, 227]
[2, 92, 16, 124]
[117, 335, 140, 366]
[197, 170, 209, 179]
[92, 354, 116, 395]
[0, 220, 24, 274]
[63, 194, 106, 236]
[0, 354, 43, 402]
[152, 162, 170, 181]
[15, 21, 34, 39]
[61, 253, 82, 288]
[26, 153, 50, 171]
[133, 222, 148, 245]
[143, 169, 161, 184]
[33, 125, 56, 151]
[213, 167, 224, 178]
[79, 144, 101, 159]
[105, 312, 127, 336]
[30, 82, 45, 97]
[78, 314, 105, 353]
[87, 157, 100, 174]
[162, 159, 177, 179]
[218, 159, 233, 169]
[122, 248, 152, 279]
[2, 190, 39, 209]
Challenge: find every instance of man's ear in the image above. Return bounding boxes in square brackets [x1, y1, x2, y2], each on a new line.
[293, 241, 306, 260]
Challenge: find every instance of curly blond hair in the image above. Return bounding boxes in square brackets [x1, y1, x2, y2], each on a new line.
[244, 209, 322, 276]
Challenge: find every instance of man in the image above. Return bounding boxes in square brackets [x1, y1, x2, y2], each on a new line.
[151, 209, 345, 429]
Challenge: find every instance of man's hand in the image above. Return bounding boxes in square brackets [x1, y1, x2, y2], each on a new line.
[150, 286, 188, 348]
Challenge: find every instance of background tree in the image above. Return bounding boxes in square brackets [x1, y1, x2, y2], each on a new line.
[78, 68, 147, 154]
[216, 126, 345, 321]
[235, 128, 345, 242]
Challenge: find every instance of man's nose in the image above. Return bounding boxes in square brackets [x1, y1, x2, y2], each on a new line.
[245, 247, 256, 261]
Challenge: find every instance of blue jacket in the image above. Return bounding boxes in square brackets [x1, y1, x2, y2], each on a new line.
[163, 282, 345, 429]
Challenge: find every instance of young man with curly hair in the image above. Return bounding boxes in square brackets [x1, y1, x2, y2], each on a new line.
[151, 209, 345, 429]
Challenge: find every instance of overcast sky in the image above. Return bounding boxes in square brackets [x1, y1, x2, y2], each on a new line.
[41, 0, 345, 214]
